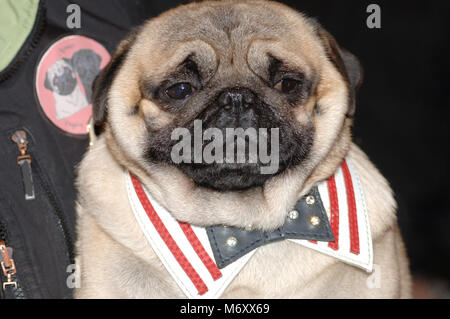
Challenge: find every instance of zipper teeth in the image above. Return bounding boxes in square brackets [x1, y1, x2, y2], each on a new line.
[0, 221, 8, 243]
[31, 156, 75, 264]
[0, 1, 47, 83]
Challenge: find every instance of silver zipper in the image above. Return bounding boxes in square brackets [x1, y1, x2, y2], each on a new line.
[11, 130, 35, 200]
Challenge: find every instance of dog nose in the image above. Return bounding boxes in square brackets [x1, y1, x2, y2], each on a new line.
[217, 87, 256, 111]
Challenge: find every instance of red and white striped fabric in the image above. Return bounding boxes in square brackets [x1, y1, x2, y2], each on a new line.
[289, 158, 373, 273]
[125, 156, 372, 299]
[125, 172, 256, 299]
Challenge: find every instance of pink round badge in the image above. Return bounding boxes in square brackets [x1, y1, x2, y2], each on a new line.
[35, 35, 111, 135]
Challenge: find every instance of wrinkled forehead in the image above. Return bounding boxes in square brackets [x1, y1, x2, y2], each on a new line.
[130, 1, 324, 80]
[48, 59, 72, 75]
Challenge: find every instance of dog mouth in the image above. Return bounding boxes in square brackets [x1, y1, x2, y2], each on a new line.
[179, 161, 277, 191]
[172, 116, 314, 191]
[144, 90, 315, 191]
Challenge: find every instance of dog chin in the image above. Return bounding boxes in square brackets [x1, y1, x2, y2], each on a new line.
[178, 162, 284, 191]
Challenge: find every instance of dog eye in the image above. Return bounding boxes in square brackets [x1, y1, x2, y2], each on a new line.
[275, 78, 300, 94]
[165, 82, 194, 99]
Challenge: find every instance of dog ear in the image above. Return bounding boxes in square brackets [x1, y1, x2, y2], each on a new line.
[91, 31, 138, 129]
[93, 51, 102, 69]
[311, 20, 363, 116]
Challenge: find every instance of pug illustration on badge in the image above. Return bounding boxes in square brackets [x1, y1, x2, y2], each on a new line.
[36, 35, 110, 135]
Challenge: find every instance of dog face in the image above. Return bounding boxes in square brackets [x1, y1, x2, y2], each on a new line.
[92, 0, 361, 191]
[45, 59, 78, 95]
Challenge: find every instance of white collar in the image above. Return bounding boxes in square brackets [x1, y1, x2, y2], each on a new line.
[125, 157, 373, 298]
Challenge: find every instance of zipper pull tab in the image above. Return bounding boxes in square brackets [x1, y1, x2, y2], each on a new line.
[0, 241, 17, 291]
[11, 130, 35, 200]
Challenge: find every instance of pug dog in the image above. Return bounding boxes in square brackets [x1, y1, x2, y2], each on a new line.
[75, 0, 411, 298]
[71, 49, 102, 104]
[44, 59, 88, 120]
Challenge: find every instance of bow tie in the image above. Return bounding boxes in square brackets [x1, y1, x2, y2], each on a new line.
[206, 186, 335, 268]
[126, 158, 373, 298]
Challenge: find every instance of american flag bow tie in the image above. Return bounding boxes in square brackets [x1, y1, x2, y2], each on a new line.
[125, 157, 373, 298]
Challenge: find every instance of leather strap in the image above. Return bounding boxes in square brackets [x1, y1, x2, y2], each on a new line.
[206, 186, 334, 268]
